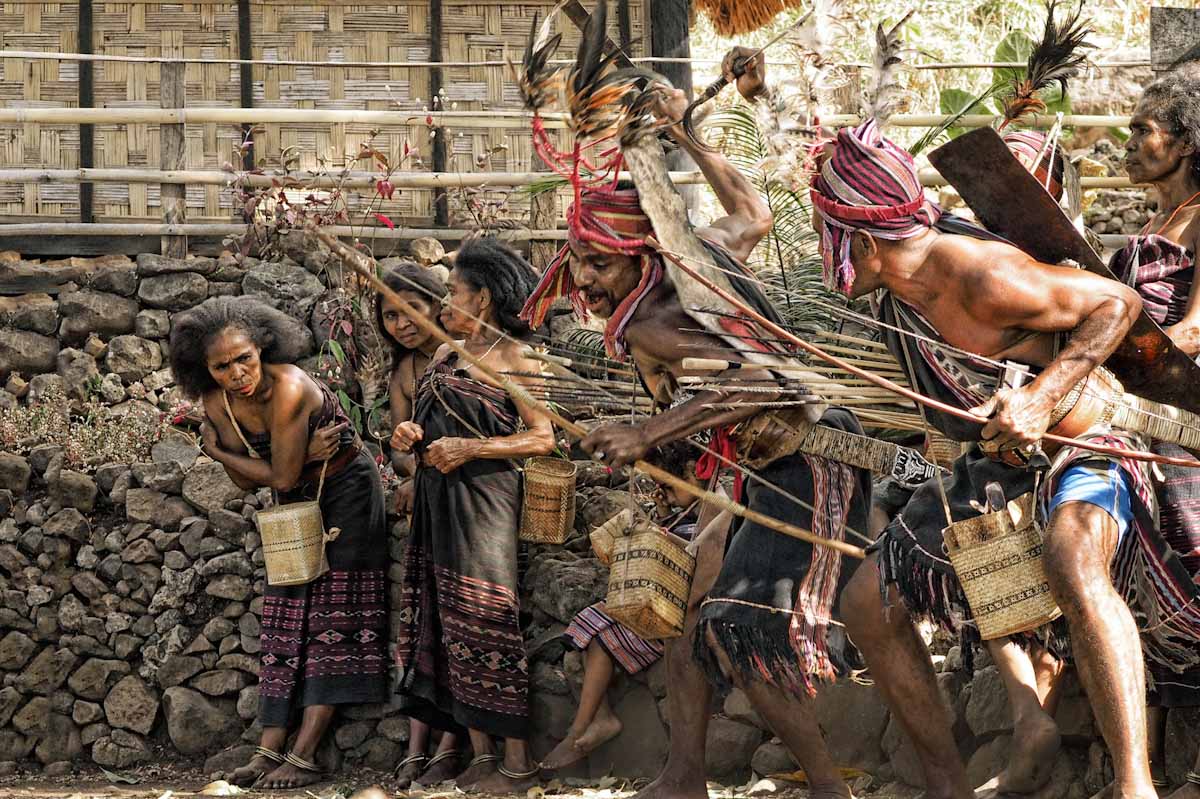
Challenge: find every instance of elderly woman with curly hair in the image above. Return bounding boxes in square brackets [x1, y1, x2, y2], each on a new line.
[390, 237, 555, 793]
[169, 296, 389, 790]
[1111, 63, 1200, 799]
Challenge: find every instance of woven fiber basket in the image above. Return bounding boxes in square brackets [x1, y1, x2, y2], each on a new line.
[258, 501, 341, 587]
[590, 508, 634, 566]
[519, 457, 578, 544]
[943, 493, 1062, 640]
[926, 432, 966, 466]
[605, 528, 696, 640]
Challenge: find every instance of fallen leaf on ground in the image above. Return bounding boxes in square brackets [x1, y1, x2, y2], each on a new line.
[199, 779, 246, 796]
[99, 767, 139, 785]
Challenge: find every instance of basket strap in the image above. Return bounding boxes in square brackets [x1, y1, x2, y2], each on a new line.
[222, 390, 262, 460]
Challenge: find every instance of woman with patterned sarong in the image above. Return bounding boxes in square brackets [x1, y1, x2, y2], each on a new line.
[391, 237, 555, 793]
[1114, 65, 1200, 798]
[169, 296, 389, 790]
[376, 262, 464, 788]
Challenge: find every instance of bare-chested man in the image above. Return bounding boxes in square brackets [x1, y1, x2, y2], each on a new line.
[519, 55, 871, 799]
[805, 115, 1171, 799]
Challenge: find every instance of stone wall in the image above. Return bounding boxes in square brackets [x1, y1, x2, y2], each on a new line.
[0, 249, 1193, 797]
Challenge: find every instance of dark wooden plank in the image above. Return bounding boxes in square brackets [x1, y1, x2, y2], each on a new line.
[78, 0, 95, 224]
[562, 1, 636, 69]
[648, 0, 692, 95]
[159, 62, 188, 258]
[430, 0, 449, 227]
[929, 127, 1200, 414]
[238, 0, 255, 170]
[1151, 7, 1200, 72]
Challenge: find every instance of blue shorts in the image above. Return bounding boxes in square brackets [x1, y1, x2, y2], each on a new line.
[1046, 460, 1134, 544]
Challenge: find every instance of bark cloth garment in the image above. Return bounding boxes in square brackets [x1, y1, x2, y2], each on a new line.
[564, 513, 700, 675]
[1112, 234, 1200, 706]
[394, 353, 529, 739]
[873, 286, 1200, 687]
[695, 408, 873, 698]
[249, 383, 390, 727]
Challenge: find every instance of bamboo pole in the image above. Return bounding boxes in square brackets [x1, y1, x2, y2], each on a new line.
[0, 107, 1133, 129]
[0, 167, 1147, 191]
[0, 223, 567, 240]
[311, 225, 867, 560]
[0, 49, 1151, 70]
[160, 62, 187, 258]
[0, 108, 569, 128]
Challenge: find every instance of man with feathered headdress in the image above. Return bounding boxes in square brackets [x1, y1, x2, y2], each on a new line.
[804, 25, 1184, 799]
[517, 8, 880, 797]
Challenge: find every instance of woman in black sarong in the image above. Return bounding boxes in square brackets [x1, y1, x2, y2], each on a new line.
[1116, 66, 1200, 797]
[169, 297, 389, 790]
[376, 262, 464, 787]
[391, 238, 555, 793]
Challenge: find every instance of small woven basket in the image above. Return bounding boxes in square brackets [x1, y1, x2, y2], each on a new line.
[590, 508, 634, 566]
[605, 528, 696, 640]
[943, 493, 1062, 640]
[925, 432, 966, 466]
[519, 457, 578, 544]
[258, 501, 340, 587]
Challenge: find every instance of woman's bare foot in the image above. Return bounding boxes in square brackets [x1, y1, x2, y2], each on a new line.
[418, 750, 462, 785]
[575, 713, 623, 752]
[258, 760, 325, 790]
[997, 710, 1062, 794]
[542, 730, 587, 771]
[394, 753, 428, 789]
[456, 755, 500, 791]
[230, 752, 279, 788]
[474, 765, 540, 794]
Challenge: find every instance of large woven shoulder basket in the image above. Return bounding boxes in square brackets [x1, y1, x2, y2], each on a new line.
[258, 500, 341, 586]
[605, 528, 696, 640]
[590, 508, 634, 566]
[519, 457, 578, 544]
[942, 492, 1062, 640]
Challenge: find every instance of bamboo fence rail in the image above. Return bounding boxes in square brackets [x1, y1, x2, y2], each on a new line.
[0, 166, 1147, 191]
[0, 222, 566, 240]
[0, 49, 1153, 70]
[0, 107, 1134, 128]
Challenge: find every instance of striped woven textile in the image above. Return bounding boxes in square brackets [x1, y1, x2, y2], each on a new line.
[809, 119, 941, 294]
[563, 601, 665, 675]
[520, 187, 659, 359]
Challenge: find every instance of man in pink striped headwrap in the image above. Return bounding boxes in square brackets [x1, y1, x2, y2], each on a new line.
[810, 118, 1170, 799]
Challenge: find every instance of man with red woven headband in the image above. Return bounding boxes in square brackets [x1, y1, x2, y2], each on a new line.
[809, 117, 1173, 799]
[522, 54, 878, 799]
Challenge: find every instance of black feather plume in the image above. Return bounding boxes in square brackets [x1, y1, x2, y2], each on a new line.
[1001, 0, 1094, 126]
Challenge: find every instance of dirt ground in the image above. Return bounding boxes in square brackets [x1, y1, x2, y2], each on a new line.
[0, 764, 921, 799]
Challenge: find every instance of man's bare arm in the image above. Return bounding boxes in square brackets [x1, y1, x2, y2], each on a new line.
[967, 255, 1141, 447]
[654, 87, 772, 264]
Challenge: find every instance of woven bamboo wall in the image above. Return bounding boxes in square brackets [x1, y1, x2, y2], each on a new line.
[0, 0, 650, 227]
[0, 2, 82, 218]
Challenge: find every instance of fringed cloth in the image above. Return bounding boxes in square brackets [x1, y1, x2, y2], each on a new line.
[395, 353, 530, 739]
[868, 293, 1198, 681]
[1112, 236, 1200, 705]
[695, 408, 873, 697]
[253, 385, 390, 726]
